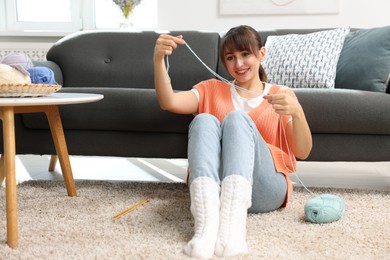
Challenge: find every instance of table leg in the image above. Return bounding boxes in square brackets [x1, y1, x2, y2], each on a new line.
[0, 155, 4, 185]
[2, 107, 18, 248]
[45, 106, 77, 197]
[48, 155, 58, 172]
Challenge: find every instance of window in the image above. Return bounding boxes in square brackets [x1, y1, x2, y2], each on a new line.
[0, 0, 5, 30]
[2, 0, 157, 32]
[5, 0, 81, 31]
[16, 0, 72, 22]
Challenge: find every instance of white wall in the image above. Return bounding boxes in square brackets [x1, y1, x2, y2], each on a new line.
[1, 0, 389, 59]
[158, 0, 390, 31]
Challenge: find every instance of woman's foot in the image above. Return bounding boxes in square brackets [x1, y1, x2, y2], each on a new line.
[183, 177, 220, 259]
[215, 175, 252, 257]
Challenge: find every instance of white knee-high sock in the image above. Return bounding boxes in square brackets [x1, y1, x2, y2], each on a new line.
[215, 175, 252, 257]
[183, 177, 220, 259]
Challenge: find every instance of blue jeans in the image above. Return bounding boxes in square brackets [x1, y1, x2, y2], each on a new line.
[187, 111, 287, 213]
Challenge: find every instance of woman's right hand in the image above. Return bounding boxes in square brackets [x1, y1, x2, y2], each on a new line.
[153, 34, 198, 114]
[153, 34, 185, 62]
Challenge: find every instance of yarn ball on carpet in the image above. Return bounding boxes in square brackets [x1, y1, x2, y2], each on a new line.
[304, 194, 345, 223]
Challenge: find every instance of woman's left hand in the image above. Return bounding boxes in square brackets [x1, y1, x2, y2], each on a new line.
[264, 93, 312, 159]
[263, 93, 303, 117]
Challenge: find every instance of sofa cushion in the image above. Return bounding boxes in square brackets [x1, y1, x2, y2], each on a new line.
[262, 28, 350, 88]
[335, 26, 390, 93]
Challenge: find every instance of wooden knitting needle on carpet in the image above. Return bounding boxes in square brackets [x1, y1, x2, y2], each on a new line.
[112, 198, 150, 220]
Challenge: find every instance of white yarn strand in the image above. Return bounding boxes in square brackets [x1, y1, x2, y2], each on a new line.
[165, 55, 170, 73]
[184, 42, 263, 96]
[164, 41, 263, 96]
[279, 118, 316, 196]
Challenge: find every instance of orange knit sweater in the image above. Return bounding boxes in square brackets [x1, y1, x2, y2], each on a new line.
[194, 79, 297, 207]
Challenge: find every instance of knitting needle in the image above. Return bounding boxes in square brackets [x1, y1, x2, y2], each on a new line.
[112, 198, 150, 220]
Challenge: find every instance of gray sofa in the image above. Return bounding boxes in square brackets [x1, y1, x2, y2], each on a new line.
[1, 27, 390, 161]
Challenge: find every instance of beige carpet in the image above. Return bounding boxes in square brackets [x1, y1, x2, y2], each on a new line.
[0, 180, 389, 259]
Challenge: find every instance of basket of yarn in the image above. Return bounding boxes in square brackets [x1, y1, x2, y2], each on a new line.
[0, 54, 61, 97]
[304, 194, 345, 224]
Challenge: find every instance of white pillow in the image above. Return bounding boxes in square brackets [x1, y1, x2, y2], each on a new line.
[263, 28, 350, 88]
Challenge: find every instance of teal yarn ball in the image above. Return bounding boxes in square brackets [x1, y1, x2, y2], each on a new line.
[304, 194, 345, 224]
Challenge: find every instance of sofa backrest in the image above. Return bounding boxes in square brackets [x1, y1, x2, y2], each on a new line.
[47, 28, 389, 94]
[47, 30, 220, 91]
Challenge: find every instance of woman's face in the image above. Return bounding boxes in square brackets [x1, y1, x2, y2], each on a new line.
[223, 47, 266, 86]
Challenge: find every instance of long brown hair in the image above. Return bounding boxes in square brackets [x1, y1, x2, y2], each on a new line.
[220, 25, 267, 82]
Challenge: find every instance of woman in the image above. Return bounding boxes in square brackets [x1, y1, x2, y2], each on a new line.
[153, 25, 312, 259]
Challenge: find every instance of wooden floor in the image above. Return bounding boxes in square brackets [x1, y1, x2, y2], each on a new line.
[7, 155, 390, 191]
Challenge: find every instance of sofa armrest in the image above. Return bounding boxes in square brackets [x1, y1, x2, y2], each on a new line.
[32, 60, 63, 85]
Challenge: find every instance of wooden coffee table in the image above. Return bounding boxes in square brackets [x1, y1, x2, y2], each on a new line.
[0, 93, 103, 248]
